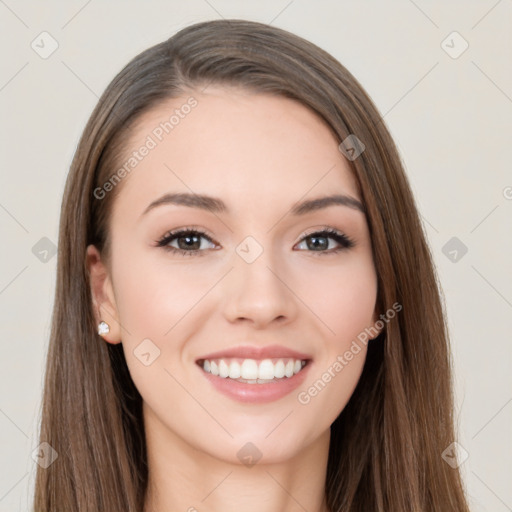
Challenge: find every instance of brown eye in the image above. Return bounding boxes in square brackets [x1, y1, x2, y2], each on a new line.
[156, 228, 217, 256]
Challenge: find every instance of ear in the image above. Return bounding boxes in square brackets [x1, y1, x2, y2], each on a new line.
[86, 244, 122, 344]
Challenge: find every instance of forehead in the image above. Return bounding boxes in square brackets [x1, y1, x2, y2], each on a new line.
[112, 87, 361, 220]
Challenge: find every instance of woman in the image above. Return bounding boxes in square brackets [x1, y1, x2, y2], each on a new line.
[33, 19, 471, 511]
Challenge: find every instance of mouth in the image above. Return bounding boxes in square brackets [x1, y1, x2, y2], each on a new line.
[195, 353, 313, 403]
[196, 357, 310, 384]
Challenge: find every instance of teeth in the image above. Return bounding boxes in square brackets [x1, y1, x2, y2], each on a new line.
[218, 360, 229, 378]
[228, 361, 241, 379]
[201, 357, 307, 381]
[241, 359, 258, 380]
[274, 360, 285, 378]
[258, 359, 275, 380]
[285, 360, 294, 377]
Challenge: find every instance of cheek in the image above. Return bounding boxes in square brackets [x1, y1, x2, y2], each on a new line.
[109, 252, 210, 407]
[291, 254, 377, 418]
[296, 254, 378, 343]
[111, 251, 212, 342]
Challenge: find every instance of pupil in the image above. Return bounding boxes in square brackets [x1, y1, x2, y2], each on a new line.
[309, 236, 327, 250]
[179, 235, 199, 250]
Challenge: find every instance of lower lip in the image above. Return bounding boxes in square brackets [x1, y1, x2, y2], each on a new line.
[198, 362, 312, 404]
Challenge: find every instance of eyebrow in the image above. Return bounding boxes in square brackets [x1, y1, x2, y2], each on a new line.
[140, 192, 365, 218]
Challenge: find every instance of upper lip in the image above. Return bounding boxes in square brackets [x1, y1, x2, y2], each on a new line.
[196, 344, 312, 362]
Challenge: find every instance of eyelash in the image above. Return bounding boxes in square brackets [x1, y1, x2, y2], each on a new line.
[155, 226, 355, 257]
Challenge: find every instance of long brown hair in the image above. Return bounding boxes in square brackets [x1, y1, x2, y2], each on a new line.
[33, 19, 471, 511]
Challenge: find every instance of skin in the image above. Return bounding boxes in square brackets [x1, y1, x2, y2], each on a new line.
[87, 87, 381, 512]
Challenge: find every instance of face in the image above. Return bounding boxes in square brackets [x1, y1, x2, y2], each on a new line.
[87, 86, 380, 465]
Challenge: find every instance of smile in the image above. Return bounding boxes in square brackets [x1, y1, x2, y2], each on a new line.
[196, 357, 312, 403]
[198, 357, 308, 383]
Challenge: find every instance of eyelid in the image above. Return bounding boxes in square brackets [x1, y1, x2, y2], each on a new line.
[299, 225, 344, 239]
[157, 225, 216, 242]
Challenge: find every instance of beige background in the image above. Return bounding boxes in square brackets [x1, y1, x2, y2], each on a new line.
[1, 1, 511, 510]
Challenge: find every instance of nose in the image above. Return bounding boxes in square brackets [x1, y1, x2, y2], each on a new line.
[222, 248, 298, 329]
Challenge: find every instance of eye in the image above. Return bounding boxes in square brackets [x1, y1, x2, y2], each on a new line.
[156, 227, 217, 256]
[156, 226, 355, 257]
[294, 228, 355, 255]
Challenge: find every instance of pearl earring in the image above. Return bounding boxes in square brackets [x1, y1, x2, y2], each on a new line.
[98, 321, 110, 335]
